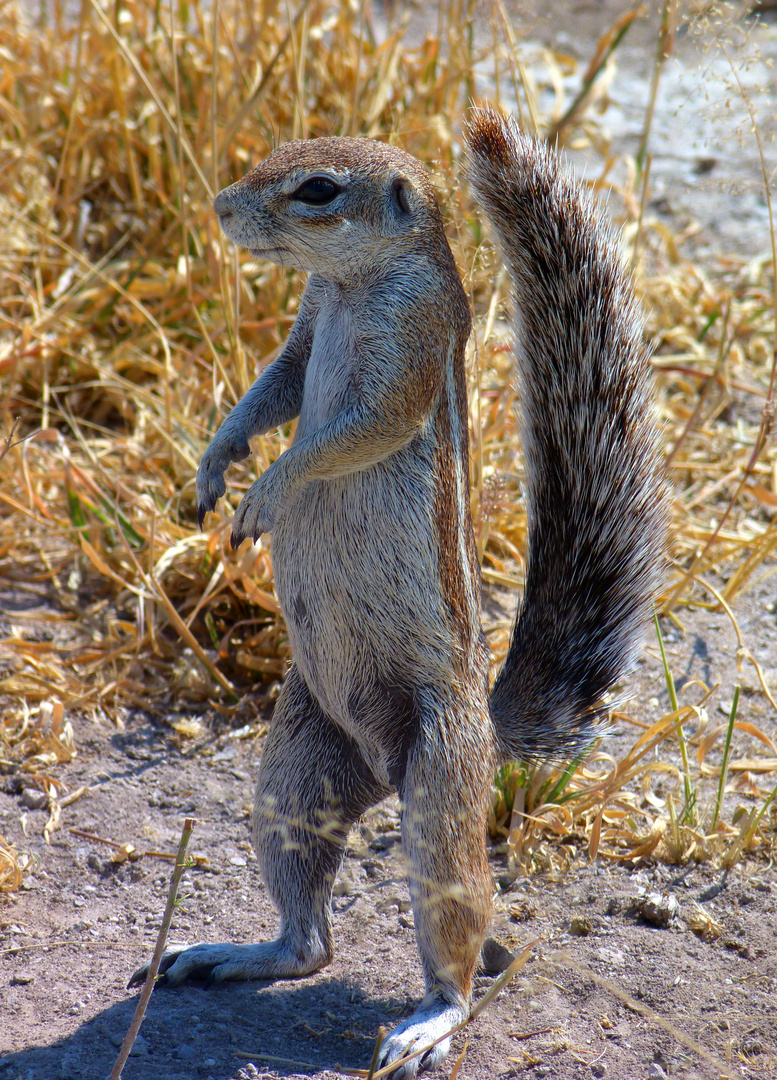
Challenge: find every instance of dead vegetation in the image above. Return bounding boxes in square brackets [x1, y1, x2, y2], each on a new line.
[1, 0, 776, 891]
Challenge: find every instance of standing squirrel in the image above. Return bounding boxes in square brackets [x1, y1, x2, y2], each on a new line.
[130, 105, 668, 1076]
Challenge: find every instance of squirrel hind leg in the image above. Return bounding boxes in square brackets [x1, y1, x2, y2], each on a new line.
[129, 666, 390, 991]
[379, 693, 493, 1075]
[252, 664, 391, 966]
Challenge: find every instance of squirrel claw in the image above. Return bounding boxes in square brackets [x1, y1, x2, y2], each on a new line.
[229, 522, 262, 551]
[195, 448, 231, 531]
[197, 490, 220, 531]
[230, 476, 278, 544]
[128, 958, 173, 990]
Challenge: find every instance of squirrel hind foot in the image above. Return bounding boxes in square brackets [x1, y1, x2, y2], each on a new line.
[129, 939, 330, 990]
[378, 999, 467, 1078]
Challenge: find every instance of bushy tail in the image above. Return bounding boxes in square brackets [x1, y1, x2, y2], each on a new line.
[465, 105, 670, 762]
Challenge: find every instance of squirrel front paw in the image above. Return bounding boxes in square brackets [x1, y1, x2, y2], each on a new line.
[230, 473, 282, 548]
[196, 437, 250, 529]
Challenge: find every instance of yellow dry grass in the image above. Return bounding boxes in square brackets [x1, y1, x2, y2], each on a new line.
[1, 0, 776, 890]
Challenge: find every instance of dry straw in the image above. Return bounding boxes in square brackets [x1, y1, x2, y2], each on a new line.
[1, 0, 776, 885]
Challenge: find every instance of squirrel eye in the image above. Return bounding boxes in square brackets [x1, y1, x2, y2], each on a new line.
[292, 177, 341, 205]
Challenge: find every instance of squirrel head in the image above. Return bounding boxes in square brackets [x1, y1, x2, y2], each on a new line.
[213, 137, 450, 284]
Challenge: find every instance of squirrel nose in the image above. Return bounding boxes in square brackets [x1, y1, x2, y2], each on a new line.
[213, 190, 233, 218]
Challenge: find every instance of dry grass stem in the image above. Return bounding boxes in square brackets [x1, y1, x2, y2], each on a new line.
[107, 816, 195, 1080]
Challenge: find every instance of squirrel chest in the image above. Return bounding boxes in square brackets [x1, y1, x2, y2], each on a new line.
[270, 294, 464, 736]
[294, 293, 359, 441]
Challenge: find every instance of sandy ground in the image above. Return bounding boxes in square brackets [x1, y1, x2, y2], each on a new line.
[2, 579, 776, 1080]
[498, 1, 777, 259]
[1, 748, 776, 1080]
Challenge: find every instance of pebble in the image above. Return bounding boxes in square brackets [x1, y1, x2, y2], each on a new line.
[129, 1035, 149, 1057]
[634, 892, 679, 928]
[647, 1065, 667, 1080]
[21, 788, 48, 810]
[571, 915, 594, 936]
[480, 937, 516, 974]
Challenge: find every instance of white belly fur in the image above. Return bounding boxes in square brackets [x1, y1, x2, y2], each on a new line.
[271, 450, 453, 744]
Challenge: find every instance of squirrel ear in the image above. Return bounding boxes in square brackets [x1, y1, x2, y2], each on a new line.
[391, 176, 412, 215]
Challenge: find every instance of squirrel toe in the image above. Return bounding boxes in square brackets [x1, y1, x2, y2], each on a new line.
[195, 464, 227, 530]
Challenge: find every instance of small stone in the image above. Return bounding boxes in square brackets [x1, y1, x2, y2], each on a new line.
[376, 896, 404, 914]
[480, 937, 516, 974]
[10, 972, 34, 985]
[332, 872, 357, 896]
[647, 1064, 667, 1080]
[633, 892, 679, 928]
[571, 916, 594, 936]
[129, 1035, 149, 1057]
[370, 832, 399, 852]
[237, 1066, 262, 1079]
[21, 788, 48, 810]
[597, 947, 625, 966]
[591, 1063, 606, 1078]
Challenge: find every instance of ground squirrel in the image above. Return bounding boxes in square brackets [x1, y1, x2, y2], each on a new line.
[130, 106, 669, 1076]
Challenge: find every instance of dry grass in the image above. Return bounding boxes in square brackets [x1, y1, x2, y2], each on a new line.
[1, 0, 776, 889]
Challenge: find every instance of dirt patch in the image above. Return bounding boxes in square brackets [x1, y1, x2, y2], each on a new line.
[2, 576, 777, 1080]
[503, 0, 777, 259]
